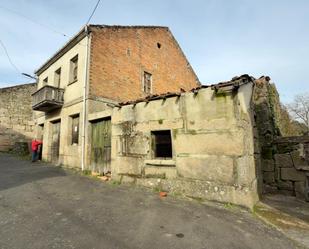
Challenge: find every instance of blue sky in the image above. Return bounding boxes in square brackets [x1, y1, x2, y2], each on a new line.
[0, 0, 308, 103]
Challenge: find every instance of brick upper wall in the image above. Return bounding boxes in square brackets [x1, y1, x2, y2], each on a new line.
[89, 26, 200, 102]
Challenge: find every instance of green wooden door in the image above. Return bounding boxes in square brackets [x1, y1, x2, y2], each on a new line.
[91, 118, 111, 174]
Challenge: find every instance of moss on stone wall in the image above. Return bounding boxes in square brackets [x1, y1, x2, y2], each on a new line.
[268, 83, 304, 136]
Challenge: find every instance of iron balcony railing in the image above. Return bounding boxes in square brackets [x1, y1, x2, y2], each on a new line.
[32, 85, 64, 112]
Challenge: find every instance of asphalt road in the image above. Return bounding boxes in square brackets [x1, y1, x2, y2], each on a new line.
[0, 153, 302, 249]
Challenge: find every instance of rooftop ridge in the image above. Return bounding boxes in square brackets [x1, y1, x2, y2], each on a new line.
[89, 24, 169, 29]
[119, 74, 256, 106]
[0, 82, 36, 91]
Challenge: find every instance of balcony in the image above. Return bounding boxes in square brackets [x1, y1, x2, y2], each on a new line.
[32, 85, 64, 112]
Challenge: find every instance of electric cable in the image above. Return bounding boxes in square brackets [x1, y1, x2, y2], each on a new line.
[86, 0, 101, 24]
[0, 39, 23, 75]
[0, 5, 67, 37]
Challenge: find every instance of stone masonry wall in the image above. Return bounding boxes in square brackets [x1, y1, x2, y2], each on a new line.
[89, 26, 200, 102]
[274, 136, 309, 201]
[111, 80, 258, 208]
[0, 83, 36, 152]
[253, 77, 309, 201]
[252, 77, 278, 192]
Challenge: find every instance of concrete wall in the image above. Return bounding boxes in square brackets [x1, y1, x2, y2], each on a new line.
[0, 83, 36, 152]
[89, 26, 200, 102]
[111, 83, 258, 208]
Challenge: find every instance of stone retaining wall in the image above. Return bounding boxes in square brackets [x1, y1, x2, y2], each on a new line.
[273, 136, 309, 200]
[0, 83, 36, 152]
[252, 77, 309, 201]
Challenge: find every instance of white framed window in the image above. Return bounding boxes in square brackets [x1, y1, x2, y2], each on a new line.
[43, 77, 48, 86]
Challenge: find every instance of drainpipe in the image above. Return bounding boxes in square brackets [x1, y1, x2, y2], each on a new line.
[81, 25, 91, 171]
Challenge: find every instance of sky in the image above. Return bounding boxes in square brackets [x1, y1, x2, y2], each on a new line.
[0, 0, 308, 103]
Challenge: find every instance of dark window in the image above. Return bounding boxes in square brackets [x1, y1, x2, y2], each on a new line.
[152, 130, 172, 158]
[305, 142, 309, 162]
[43, 77, 48, 86]
[71, 115, 79, 145]
[38, 123, 44, 140]
[70, 55, 78, 83]
[143, 71, 152, 94]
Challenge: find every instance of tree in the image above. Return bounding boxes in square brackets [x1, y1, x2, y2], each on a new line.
[279, 104, 304, 136]
[287, 92, 309, 134]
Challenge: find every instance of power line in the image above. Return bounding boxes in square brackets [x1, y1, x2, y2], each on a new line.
[0, 5, 67, 37]
[0, 39, 23, 75]
[0, 39, 36, 80]
[86, 0, 101, 24]
[0, 2, 101, 81]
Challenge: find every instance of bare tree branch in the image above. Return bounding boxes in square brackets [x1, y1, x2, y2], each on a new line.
[287, 92, 309, 133]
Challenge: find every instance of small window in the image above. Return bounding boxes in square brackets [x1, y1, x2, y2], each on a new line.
[71, 115, 79, 145]
[43, 77, 48, 86]
[55, 68, 61, 87]
[143, 71, 152, 94]
[70, 55, 78, 83]
[151, 130, 172, 158]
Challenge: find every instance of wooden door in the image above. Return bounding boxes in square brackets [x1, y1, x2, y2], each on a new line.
[51, 121, 61, 164]
[91, 118, 111, 174]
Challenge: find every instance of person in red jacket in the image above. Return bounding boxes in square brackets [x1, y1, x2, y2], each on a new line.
[31, 139, 42, 162]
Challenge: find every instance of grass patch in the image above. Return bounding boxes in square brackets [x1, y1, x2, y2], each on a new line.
[171, 191, 182, 197]
[223, 202, 235, 210]
[187, 195, 204, 203]
[111, 180, 121, 186]
[153, 186, 163, 193]
[82, 169, 92, 175]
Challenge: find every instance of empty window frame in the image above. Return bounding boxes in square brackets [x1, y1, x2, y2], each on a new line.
[70, 55, 78, 83]
[54, 67, 61, 87]
[151, 130, 172, 158]
[143, 71, 152, 94]
[43, 77, 48, 86]
[71, 114, 80, 145]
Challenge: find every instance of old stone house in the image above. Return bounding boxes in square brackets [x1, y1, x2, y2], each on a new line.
[0, 83, 36, 152]
[31, 24, 308, 208]
[32, 25, 199, 171]
[110, 75, 309, 207]
[111, 75, 258, 207]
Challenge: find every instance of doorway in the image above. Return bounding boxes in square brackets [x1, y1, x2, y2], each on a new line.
[51, 120, 61, 165]
[38, 123, 44, 160]
[90, 117, 111, 174]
